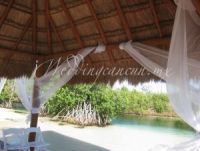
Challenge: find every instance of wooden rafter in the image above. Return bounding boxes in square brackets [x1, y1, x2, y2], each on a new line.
[47, 6, 65, 51]
[59, 0, 94, 64]
[165, 0, 176, 17]
[149, 0, 162, 37]
[192, 0, 200, 15]
[85, 0, 115, 64]
[32, 0, 37, 54]
[85, 0, 107, 44]
[0, 0, 14, 28]
[169, 0, 177, 11]
[45, 0, 52, 53]
[107, 49, 115, 64]
[113, 0, 132, 40]
[14, 16, 32, 50]
[46, 0, 65, 51]
[60, 0, 84, 47]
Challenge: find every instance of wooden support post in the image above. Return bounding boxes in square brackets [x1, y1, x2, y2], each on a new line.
[29, 79, 40, 151]
[29, 58, 45, 151]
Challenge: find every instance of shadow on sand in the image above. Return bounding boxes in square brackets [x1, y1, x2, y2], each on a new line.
[43, 131, 110, 151]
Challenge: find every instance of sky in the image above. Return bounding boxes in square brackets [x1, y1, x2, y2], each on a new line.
[112, 80, 167, 93]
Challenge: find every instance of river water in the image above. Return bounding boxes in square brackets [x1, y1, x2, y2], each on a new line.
[110, 115, 195, 150]
[112, 115, 195, 136]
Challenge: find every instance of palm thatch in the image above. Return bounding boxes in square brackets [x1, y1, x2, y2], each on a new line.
[0, 0, 198, 84]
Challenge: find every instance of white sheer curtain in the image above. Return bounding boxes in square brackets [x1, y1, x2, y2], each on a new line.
[0, 78, 6, 93]
[120, 0, 200, 150]
[15, 45, 105, 122]
[119, 42, 168, 79]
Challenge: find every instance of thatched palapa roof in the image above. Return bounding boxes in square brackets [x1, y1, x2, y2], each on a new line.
[0, 0, 198, 84]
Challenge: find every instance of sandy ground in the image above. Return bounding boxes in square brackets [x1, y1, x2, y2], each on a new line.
[0, 108, 194, 151]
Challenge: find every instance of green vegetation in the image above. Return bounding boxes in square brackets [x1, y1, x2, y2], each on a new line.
[45, 84, 174, 126]
[0, 80, 18, 108]
[0, 80, 175, 126]
[46, 84, 121, 126]
[115, 87, 173, 115]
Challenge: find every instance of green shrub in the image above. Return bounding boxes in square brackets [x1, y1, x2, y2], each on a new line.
[151, 93, 170, 113]
[46, 84, 124, 125]
[0, 80, 18, 104]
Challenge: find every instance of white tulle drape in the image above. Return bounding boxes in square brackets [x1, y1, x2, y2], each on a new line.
[15, 45, 105, 122]
[0, 78, 6, 93]
[119, 42, 168, 80]
[120, 0, 200, 150]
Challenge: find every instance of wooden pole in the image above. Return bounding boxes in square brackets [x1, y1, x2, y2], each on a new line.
[29, 58, 45, 151]
[29, 79, 40, 151]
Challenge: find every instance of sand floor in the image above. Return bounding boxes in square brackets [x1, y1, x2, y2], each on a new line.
[0, 108, 193, 151]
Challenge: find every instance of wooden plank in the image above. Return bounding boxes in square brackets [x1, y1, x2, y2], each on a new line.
[14, 16, 32, 49]
[0, 0, 14, 28]
[45, 0, 52, 53]
[149, 0, 162, 37]
[113, 0, 132, 40]
[60, 0, 84, 47]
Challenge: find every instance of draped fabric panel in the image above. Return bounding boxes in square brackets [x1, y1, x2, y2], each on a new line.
[120, 0, 200, 150]
[15, 45, 105, 122]
[0, 78, 6, 93]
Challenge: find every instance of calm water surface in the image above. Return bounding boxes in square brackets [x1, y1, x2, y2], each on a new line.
[112, 115, 195, 137]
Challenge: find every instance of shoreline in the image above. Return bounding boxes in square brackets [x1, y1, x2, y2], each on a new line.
[123, 112, 177, 117]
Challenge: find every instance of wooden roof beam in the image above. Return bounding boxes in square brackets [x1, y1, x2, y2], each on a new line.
[32, 0, 37, 55]
[85, 0, 107, 44]
[14, 16, 32, 50]
[0, 0, 14, 28]
[85, 0, 115, 64]
[59, 0, 94, 64]
[60, 0, 84, 48]
[164, 0, 176, 17]
[113, 0, 132, 40]
[107, 49, 115, 64]
[47, 7, 66, 51]
[149, 0, 162, 37]
[45, 0, 52, 53]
